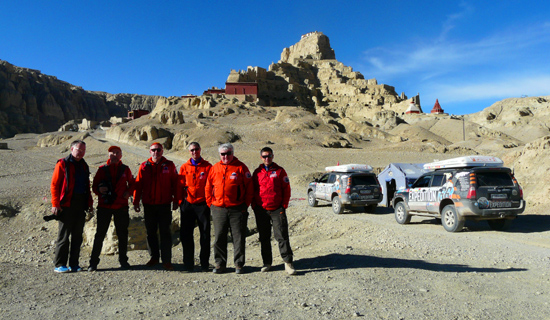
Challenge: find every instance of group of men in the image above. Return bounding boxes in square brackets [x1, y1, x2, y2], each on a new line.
[50, 140, 296, 275]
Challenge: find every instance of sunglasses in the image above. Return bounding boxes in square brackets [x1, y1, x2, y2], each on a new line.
[262, 154, 273, 159]
[220, 152, 233, 156]
[150, 148, 162, 152]
[189, 148, 200, 152]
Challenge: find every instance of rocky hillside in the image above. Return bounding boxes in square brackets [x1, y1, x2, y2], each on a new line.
[465, 96, 550, 143]
[0, 60, 162, 138]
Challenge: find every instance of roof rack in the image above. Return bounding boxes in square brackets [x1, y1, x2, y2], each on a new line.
[423, 156, 503, 170]
[325, 164, 373, 173]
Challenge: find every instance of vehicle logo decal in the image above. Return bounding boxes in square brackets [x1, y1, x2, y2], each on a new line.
[409, 186, 454, 203]
[478, 197, 489, 209]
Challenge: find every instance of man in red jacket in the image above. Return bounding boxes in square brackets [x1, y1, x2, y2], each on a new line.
[205, 143, 253, 274]
[252, 147, 296, 275]
[133, 142, 178, 270]
[50, 140, 93, 273]
[177, 142, 212, 272]
[88, 146, 135, 271]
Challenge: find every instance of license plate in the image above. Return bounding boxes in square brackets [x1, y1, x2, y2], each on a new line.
[491, 194, 507, 199]
[361, 195, 374, 199]
[360, 190, 372, 194]
[490, 201, 511, 208]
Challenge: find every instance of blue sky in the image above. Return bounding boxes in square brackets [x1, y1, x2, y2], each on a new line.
[1, 1, 549, 115]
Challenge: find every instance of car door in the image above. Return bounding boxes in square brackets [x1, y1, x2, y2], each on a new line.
[326, 173, 339, 200]
[315, 173, 330, 200]
[408, 174, 432, 212]
[425, 173, 446, 213]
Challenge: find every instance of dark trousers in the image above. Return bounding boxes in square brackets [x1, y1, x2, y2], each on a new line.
[180, 201, 211, 268]
[143, 204, 172, 263]
[54, 194, 87, 267]
[89, 206, 129, 267]
[211, 204, 248, 268]
[254, 206, 293, 265]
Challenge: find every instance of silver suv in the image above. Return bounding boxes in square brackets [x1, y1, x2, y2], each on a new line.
[392, 156, 526, 232]
[307, 165, 383, 214]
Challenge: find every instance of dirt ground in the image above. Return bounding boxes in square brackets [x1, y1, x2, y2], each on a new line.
[0, 132, 549, 319]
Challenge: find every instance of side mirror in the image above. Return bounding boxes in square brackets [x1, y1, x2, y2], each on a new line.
[314, 178, 319, 182]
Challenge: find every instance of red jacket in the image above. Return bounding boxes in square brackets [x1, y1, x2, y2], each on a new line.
[205, 157, 253, 208]
[92, 160, 135, 209]
[133, 156, 177, 206]
[50, 155, 93, 209]
[177, 158, 212, 205]
[252, 162, 291, 210]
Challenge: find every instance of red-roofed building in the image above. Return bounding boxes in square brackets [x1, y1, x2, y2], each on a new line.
[203, 87, 225, 95]
[128, 109, 149, 120]
[430, 99, 445, 114]
[225, 82, 258, 102]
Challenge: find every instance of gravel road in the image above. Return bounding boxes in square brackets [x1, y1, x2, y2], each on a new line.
[1, 189, 549, 319]
[0, 133, 549, 319]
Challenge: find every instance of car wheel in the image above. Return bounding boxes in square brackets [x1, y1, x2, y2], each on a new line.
[441, 205, 465, 232]
[332, 196, 344, 214]
[487, 219, 513, 231]
[364, 204, 377, 213]
[307, 190, 318, 207]
[394, 202, 411, 224]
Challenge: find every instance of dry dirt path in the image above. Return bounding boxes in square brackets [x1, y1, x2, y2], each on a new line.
[1, 188, 549, 319]
[0, 132, 549, 319]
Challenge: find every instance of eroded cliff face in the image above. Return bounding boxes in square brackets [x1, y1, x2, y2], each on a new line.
[0, 60, 162, 138]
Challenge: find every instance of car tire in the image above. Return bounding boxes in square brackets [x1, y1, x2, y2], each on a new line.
[364, 204, 377, 213]
[487, 219, 513, 231]
[394, 202, 411, 224]
[441, 205, 465, 232]
[332, 196, 344, 214]
[307, 190, 318, 207]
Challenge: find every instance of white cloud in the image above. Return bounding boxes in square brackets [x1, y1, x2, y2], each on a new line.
[438, 1, 474, 41]
[361, 22, 550, 81]
[429, 75, 550, 103]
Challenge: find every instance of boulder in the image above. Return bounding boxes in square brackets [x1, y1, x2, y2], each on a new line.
[78, 119, 98, 131]
[83, 210, 182, 254]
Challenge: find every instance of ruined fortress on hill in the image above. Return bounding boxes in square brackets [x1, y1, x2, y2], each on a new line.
[0, 32, 425, 138]
[215, 31, 417, 114]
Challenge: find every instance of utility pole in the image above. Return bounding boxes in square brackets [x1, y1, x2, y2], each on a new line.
[462, 116, 466, 141]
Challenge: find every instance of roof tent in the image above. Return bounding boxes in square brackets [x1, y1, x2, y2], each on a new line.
[325, 164, 373, 172]
[423, 156, 503, 170]
[377, 163, 428, 207]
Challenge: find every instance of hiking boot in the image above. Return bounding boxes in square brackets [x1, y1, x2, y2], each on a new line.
[54, 266, 70, 273]
[69, 266, 83, 272]
[87, 265, 97, 272]
[212, 266, 226, 274]
[145, 258, 159, 267]
[120, 262, 131, 270]
[261, 264, 272, 272]
[162, 262, 174, 271]
[235, 267, 245, 274]
[184, 265, 195, 272]
[285, 262, 296, 275]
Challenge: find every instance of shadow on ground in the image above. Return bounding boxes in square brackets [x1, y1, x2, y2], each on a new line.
[297, 253, 527, 274]
[405, 214, 550, 233]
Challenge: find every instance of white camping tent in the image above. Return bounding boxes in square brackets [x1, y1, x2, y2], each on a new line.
[377, 163, 428, 207]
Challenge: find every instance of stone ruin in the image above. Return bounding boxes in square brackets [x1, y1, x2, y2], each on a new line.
[221, 31, 412, 118]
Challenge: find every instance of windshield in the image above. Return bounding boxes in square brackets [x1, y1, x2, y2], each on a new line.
[406, 178, 417, 186]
